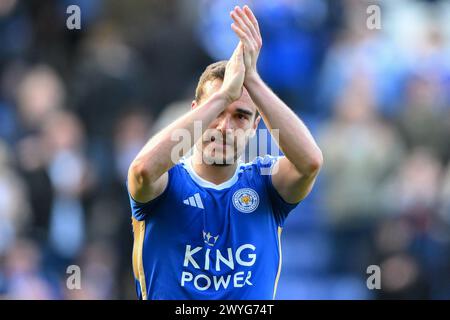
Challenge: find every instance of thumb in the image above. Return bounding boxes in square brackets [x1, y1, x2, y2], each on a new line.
[234, 42, 244, 63]
[237, 42, 244, 59]
[230, 41, 243, 61]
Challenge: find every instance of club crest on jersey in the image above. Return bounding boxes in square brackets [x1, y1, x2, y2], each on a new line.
[232, 188, 259, 213]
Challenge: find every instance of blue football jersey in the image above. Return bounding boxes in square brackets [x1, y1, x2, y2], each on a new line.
[128, 155, 299, 300]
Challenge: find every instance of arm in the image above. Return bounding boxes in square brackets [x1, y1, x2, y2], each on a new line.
[231, 6, 323, 203]
[246, 75, 323, 203]
[128, 43, 246, 203]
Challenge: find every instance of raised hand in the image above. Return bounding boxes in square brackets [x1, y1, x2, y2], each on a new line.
[230, 5, 262, 83]
[220, 41, 246, 103]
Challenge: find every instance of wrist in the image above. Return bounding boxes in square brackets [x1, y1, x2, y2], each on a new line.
[214, 90, 235, 106]
[244, 71, 262, 87]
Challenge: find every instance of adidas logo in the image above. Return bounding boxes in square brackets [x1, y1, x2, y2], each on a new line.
[183, 193, 204, 209]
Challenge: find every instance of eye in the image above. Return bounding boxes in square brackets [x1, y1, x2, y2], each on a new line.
[237, 114, 247, 121]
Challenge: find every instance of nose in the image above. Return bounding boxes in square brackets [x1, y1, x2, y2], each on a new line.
[216, 114, 232, 133]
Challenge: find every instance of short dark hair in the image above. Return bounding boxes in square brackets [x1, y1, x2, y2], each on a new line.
[195, 60, 227, 103]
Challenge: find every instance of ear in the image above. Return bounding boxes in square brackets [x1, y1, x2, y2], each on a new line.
[253, 115, 261, 130]
[250, 115, 261, 138]
[191, 100, 197, 110]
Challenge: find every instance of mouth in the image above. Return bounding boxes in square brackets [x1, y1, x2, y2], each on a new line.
[209, 136, 228, 147]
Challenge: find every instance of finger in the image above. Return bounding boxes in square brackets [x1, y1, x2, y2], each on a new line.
[231, 12, 258, 50]
[231, 23, 247, 40]
[234, 6, 258, 43]
[230, 10, 253, 42]
[243, 5, 260, 36]
[231, 23, 253, 51]
[231, 25, 256, 67]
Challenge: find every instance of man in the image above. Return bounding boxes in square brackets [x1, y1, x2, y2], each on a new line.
[127, 5, 323, 300]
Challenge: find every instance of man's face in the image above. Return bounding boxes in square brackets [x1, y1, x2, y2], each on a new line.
[193, 79, 260, 166]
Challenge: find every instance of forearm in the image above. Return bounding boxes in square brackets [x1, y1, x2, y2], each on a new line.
[130, 92, 229, 183]
[245, 75, 323, 175]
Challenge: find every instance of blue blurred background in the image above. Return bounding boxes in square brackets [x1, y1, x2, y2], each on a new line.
[0, 0, 450, 299]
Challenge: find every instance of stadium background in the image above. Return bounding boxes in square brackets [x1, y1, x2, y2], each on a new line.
[1, 0, 450, 299]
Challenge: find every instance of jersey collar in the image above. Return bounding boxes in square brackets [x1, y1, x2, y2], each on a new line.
[181, 156, 243, 190]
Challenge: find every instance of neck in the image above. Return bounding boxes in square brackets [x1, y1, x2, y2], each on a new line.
[191, 151, 238, 185]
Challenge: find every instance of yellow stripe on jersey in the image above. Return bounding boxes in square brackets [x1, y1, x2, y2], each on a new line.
[132, 217, 148, 300]
[273, 226, 283, 300]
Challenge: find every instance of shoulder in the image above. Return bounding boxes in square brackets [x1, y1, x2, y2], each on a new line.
[236, 155, 282, 190]
[241, 155, 281, 175]
[127, 160, 190, 221]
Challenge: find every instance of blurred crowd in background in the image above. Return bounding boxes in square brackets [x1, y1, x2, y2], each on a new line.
[0, 0, 449, 299]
